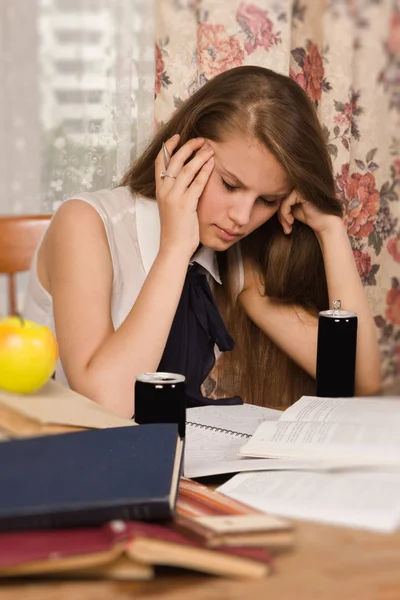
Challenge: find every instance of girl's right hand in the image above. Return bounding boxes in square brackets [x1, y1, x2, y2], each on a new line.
[155, 135, 215, 259]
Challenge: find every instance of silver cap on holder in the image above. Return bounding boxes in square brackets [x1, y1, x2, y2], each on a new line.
[332, 299, 341, 315]
[136, 372, 185, 384]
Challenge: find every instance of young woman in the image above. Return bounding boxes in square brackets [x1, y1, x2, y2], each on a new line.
[24, 66, 381, 417]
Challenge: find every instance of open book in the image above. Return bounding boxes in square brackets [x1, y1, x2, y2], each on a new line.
[0, 519, 273, 580]
[184, 403, 322, 478]
[0, 379, 135, 439]
[239, 395, 400, 467]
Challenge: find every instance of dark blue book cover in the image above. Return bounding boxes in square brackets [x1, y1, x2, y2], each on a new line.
[0, 423, 183, 531]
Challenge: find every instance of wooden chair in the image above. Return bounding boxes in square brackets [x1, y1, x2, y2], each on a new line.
[0, 215, 52, 315]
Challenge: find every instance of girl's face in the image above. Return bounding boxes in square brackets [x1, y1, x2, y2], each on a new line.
[197, 134, 292, 251]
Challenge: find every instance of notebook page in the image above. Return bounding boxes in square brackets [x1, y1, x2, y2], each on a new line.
[186, 403, 280, 436]
[184, 422, 341, 478]
[184, 403, 370, 478]
[280, 395, 400, 426]
[239, 420, 400, 465]
[184, 425, 332, 478]
[217, 470, 400, 533]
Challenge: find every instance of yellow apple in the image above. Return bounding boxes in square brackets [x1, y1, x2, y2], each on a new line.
[0, 316, 59, 394]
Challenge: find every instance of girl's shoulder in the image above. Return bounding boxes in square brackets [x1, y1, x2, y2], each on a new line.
[60, 186, 136, 223]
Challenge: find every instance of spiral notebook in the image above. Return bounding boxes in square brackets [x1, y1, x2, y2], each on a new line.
[184, 404, 284, 478]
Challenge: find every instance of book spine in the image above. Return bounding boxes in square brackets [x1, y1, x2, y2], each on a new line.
[0, 502, 174, 532]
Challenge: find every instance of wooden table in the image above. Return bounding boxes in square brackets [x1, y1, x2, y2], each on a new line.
[1, 380, 399, 600]
[0, 519, 400, 600]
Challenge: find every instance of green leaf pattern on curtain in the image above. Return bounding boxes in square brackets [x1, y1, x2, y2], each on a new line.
[154, 0, 400, 387]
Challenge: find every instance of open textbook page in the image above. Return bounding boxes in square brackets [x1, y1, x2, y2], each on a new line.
[239, 395, 400, 466]
[184, 429, 328, 478]
[184, 403, 335, 478]
[279, 395, 400, 426]
[217, 470, 400, 533]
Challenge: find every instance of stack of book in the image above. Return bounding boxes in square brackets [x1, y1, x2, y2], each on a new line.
[0, 382, 294, 581]
[0, 476, 295, 580]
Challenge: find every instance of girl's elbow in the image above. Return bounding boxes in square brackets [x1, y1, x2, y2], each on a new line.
[66, 368, 134, 419]
[355, 370, 382, 397]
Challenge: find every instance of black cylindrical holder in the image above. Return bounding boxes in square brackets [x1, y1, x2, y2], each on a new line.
[134, 372, 186, 438]
[316, 300, 358, 398]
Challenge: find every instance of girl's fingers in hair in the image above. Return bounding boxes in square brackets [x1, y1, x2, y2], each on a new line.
[161, 137, 206, 177]
[279, 218, 292, 235]
[155, 137, 207, 195]
[277, 210, 289, 235]
[161, 133, 181, 167]
[278, 205, 292, 235]
[162, 133, 180, 159]
[172, 143, 214, 192]
[155, 134, 181, 194]
[279, 190, 300, 234]
[155, 133, 181, 170]
[185, 156, 215, 204]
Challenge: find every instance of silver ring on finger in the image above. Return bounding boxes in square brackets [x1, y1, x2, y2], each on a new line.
[160, 171, 177, 180]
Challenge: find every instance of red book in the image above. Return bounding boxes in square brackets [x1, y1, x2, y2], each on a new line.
[0, 519, 273, 580]
[175, 478, 294, 549]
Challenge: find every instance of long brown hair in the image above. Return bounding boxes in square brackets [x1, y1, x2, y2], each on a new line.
[121, 66, 342, 408]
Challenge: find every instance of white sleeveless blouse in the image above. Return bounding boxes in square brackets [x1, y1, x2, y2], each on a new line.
[23, 186, 244, 387]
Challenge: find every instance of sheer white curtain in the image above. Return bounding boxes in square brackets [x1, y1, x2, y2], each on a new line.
[0, 0, 155, 311]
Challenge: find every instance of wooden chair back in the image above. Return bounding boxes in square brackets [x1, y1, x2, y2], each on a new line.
[0, 215, 52, 315]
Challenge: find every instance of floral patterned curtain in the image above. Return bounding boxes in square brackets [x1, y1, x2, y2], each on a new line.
[155, 0, 400, 387]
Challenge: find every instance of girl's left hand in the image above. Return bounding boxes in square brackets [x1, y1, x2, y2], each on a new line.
[278, 189, 342, 236]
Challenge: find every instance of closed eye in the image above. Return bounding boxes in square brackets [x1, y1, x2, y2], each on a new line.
[221, 177, 283, 206]
[257, 197, 279, 207]
[221, 178, 238, 193]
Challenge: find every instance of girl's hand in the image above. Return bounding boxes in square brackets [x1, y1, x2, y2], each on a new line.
[155, 134, 215, 259]
[278, 189, 343, 236]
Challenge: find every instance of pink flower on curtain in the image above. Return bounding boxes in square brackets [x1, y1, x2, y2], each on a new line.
[333, 90, 361, 128]
[155, 43, 172, 96]
[333, 113, 349, 126]
[353, 250, 373, 279]
[303, 43, 325, 102]
[155, 44, 165, 95]
[387, 11, 400, 55]
[386, 285, 400, 326]
[336, 163, 380, 237]
[290, 42, 330, 103]
[388, 236, 400, 263]
[198, 24, 245, 79]
[332, 90, 363, 142]
[289, 68, 306, 91]
[236, 3, 280, 54]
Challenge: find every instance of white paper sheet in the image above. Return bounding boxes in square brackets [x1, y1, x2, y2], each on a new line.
[239, 419, 400, 465]
[217, 470, 400, 533]
[281, 395, 400, 425]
